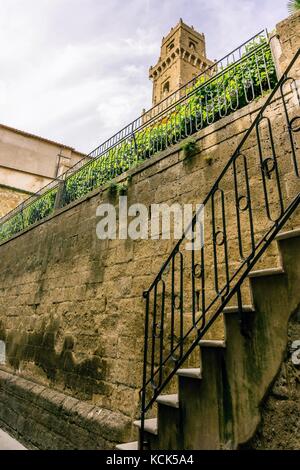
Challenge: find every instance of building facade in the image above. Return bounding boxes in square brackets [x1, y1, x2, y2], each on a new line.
[0, 124, 90, 217]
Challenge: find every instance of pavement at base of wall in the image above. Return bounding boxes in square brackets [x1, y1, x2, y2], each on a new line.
[0, 428, 26, 450]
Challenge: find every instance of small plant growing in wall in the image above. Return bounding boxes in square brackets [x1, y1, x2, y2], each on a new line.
[181, 138, 198, 162]
[108, 181, 118, 198]
[204, 155, 213, 166]
[117, 182, 128, 196]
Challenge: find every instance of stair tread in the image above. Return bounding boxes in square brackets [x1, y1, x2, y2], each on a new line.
[116, 441, 138, 451]
[223, 305, 255, 314]
[276, 228, 300, 240]
[156, 393, 179, 408]
[177, 368, 202, 379]
[134, 418, 158, 435]
[199, 339, 226, 348]
[248, 267, 284, 278]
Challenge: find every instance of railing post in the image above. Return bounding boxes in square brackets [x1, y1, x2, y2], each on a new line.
[54, 176, 66, 211]
[20, 202, 25, 230]
[131, 122, 139, 161]
[140, 290, 150, 451]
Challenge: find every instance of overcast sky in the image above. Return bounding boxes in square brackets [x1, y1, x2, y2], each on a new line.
[0, 0, 288, 153]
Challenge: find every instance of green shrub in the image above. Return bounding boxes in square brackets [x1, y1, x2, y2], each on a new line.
[117, 182, 128, 196]
[108, 181, 118, 197]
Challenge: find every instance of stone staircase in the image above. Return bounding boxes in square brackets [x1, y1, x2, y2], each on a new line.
[117, 226, 300, 450]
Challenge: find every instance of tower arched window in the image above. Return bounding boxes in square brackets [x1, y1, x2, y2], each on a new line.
[167, 42, 175, 52]
[163, 81, 170, 97]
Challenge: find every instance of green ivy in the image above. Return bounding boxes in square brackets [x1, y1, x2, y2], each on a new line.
[0, 188, 57, 242]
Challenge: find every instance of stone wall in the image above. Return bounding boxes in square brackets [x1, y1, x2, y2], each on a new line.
[0, 13, 298, 448]
[244, 307, 300, 450]
[276, 10, 300, 73]
[0, 86, 299, 443]
[0, 369, 130, 449]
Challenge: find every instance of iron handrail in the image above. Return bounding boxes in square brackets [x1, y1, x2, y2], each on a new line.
[139, 48, 300, 449]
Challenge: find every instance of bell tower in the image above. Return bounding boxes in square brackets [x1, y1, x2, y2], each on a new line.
[149, 19, 214, 106]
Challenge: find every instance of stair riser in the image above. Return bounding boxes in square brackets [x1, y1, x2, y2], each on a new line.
[179, 348, 226, 450]
[222, 232, 300, 446]
[157, 405, 182, 450]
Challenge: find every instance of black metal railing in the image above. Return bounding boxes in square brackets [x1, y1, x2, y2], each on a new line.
[0, 31, 277, 243]
[139, 49, 300, 449]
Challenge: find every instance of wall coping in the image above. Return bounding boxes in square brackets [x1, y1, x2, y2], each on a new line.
[0, 368, 131, 446]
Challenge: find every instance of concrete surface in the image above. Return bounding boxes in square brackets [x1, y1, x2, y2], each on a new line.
[0, 429, 26, 450]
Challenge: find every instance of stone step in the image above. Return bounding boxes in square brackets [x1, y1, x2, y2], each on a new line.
[248, 267, 284, 278]
[0, 429, 26, 450]
[116, 441, 138, 451]
[276, 228, 300, 240]
[177, 368, 202, 379]
[133, 418, 158, 435]
[223, 305, 255, 314]
[199, 340, 226, 348]
[156, 394, 179, 408]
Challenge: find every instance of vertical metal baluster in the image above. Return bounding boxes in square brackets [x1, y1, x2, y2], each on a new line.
[254, 50, 263, 95]
[20, 202, 25, 230]
[218, 72, 227, 118]
[140, 290, 150, 451]
[195, 92, 203, 130]
[158, 280, 166, 388]
[200, 242, 206, 331]
[171, 257, 176, 359]
[220, 189, 230, 297]
[256, 116, 284, 221]
[267, 117, 284, 217]
[191, 220, 196, 328]
[233, 156, 244, 259]
[280, 78, 300, 177]
[179, 251, 184, 360]
[261, 46, 272, 90]
[150, 283, 158, 389]
[132, 131, 139, 164]
[256, 115, 272, 220]
[243, 154, 256, 259]
[211, 190, 219, 295]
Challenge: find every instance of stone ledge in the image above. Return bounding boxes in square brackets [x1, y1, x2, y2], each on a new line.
[0, 369, 131, 450]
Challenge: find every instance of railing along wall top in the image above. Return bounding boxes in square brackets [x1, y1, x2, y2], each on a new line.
[0, 30, 276, 243]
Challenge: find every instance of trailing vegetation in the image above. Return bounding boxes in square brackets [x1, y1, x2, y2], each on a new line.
[0, 38, 277, 243]
[0, 188, 57, 242]
[62, 39, 276, 207]
[287, 0, 300, 13]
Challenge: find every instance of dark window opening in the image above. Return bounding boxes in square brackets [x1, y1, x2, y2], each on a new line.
[163, 81, 170, 96]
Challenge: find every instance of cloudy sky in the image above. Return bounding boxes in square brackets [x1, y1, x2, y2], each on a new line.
[0, 0, 288, 153]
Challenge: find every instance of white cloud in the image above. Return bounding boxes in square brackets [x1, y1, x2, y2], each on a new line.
[0, 0, 289, 152]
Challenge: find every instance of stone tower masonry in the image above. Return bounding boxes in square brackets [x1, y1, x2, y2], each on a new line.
[149, 19, 214, 106]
